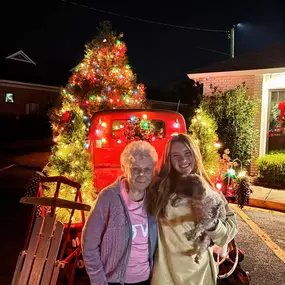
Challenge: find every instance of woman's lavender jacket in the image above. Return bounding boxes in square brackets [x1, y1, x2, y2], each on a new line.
[82, 177, 158, 285]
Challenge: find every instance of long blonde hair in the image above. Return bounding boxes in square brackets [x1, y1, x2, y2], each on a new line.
[147, 133, 214, 219]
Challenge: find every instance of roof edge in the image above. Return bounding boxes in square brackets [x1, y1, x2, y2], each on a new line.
[187, 67, 285, 79]
[0, 80, 61, 93]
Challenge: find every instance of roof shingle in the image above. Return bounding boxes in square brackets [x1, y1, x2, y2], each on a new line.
[188, 43, 285, 74]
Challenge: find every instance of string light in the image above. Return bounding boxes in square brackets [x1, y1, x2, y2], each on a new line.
[215, 182, 223, 191]
[214, 142, 221, 148]
[48, 23, 147, 224]
[174, 119, 180, 128]
[228, 168, 236, 176]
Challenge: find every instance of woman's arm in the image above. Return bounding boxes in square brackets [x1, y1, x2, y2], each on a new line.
[82, 191, 111, 285]
[205, 198, 237, 248]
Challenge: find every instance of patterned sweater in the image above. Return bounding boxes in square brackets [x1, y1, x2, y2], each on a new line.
[82, 177, 158, 285]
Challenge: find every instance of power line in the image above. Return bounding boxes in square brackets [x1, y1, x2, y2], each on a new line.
[196, 46, 230, 56]
[60, 0, 228, 33]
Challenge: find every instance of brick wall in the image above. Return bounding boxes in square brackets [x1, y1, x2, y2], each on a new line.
[196, 74, 263, 176]
[199, 75, 255, 97]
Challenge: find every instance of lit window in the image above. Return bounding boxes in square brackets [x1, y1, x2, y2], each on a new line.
[5, 93, 15, 103]
[268, 90, 285, 152]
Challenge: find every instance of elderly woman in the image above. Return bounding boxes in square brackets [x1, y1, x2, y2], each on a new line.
[82, 140, 158, 285]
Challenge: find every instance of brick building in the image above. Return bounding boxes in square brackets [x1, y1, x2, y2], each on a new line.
[187, 43, 285, 175]
[0, 50, 69, 116]
[1, 50, 188, 116]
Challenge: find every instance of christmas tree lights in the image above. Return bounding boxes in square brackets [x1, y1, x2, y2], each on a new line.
[189, 107, 220, 176]
[47, 22, 146, 223]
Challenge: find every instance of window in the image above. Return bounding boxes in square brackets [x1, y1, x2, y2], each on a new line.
[112, 119, 166, 139]
[268, 90, 285, 153]
[5, 92, 15, 103]
[26, 103, 39, 115]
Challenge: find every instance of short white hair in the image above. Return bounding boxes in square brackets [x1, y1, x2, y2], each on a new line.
[120, 141, 158, 171]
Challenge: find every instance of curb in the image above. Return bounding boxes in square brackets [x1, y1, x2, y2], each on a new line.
[248, 198, 285, 213]
[17, 164, 44, 172]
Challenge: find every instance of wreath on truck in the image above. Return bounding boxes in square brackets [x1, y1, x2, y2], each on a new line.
[124, 117, 155, 143]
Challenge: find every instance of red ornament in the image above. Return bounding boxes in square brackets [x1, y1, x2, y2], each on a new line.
[278, 102, 285, 123]
[61, 111, 71, 122]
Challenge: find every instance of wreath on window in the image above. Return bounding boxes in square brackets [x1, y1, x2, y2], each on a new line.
[124, 117, 155, 143]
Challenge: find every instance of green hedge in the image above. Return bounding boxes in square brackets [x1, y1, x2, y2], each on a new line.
[256, 153, 285, 185]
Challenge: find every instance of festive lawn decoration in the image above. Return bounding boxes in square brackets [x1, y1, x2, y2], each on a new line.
[47, 21, 147, 223]
[189, 107, 220, 176]
[216, 149, 252, 208]
[233, 177, 252, 209]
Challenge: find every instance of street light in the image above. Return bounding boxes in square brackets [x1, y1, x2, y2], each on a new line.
[229, 23, 242, 58]
[196, 23, 242, 59]
[230, 25, 235, 58]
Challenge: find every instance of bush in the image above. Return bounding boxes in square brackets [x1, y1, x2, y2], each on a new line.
[202, 84, 258, 168]
[189, 107, 220, 176]
[256, 153, 285, 185]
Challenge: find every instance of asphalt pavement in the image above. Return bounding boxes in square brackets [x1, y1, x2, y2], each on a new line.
[233, 206, 285, 285]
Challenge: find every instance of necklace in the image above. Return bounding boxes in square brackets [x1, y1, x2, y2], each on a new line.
[128, 190, 146, 203]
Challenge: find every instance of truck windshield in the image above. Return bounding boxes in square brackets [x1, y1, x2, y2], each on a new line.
[112, 119, 166, 139]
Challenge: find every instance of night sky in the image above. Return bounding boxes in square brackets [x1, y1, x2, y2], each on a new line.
[2, 0, 285, 92]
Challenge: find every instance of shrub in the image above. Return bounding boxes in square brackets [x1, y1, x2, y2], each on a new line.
[202, 84, 259, 168]
[189, 107, 220, 176]
[256, 153, 285, 185]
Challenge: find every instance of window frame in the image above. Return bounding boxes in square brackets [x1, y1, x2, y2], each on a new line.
[266, 89, 285, 153]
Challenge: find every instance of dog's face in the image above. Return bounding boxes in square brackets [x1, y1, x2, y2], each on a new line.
[175, 174, 206, 200]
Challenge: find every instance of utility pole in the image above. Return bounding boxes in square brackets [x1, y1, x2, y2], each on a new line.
[230, 25, 235, 58]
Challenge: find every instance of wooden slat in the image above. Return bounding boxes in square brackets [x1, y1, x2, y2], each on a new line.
[28, 214, 56, 285]
[11, 250, 26, 285]
[41, 221, 64, 285]
[40, 176, 81, 189]
[20, 197, 91, 211]
[18, 217, 44, 285]
[49, 261, 62, 285]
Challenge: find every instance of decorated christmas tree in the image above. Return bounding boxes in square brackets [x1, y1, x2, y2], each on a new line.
[189, 107, 220, 176]
[47, 21, 147, 223]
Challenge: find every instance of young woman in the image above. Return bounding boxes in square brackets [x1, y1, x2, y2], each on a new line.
[82, 141, 158, 285]
[147, 134, 237, 285]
